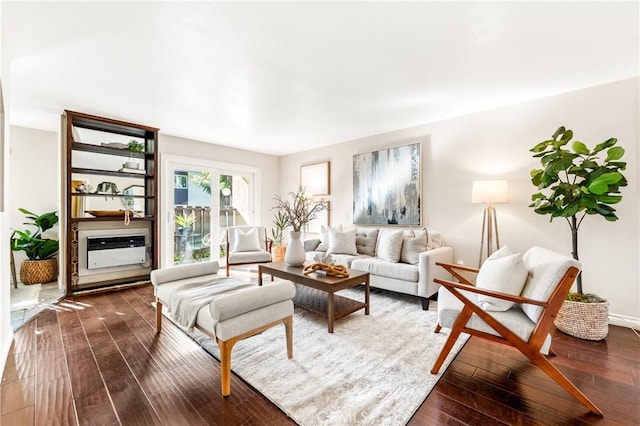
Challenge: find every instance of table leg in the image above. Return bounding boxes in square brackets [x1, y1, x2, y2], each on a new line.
[365, 276, 370, 315]
[328, 290, 334, 333]
[258, 267, 263, 286]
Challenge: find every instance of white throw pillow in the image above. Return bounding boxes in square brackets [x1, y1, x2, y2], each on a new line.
[427, 230, 445, 249]
[400, 228, 428, 265]
[376, 229, 404, 263]
[476, 246, 528, 311]
[317, 225, 342, 252]
[327, 227, 358, 255]
[232, 228, 261, 252]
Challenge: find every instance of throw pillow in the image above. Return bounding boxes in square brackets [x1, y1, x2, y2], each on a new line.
[400, 228, 428, 264]
[427, 230, 445, 249]
[476, 246, 528, 311]
[376, 229, 404, 263]
[327, 227, 358, 255]
[232, 227, 261, 252]
[316, 225, 342, 252]
[356, 228, 379, 256]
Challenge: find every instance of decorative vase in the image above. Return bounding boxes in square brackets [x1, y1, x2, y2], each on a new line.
[20, 258, 58, 285]
[554, 299, 609, 340]
[285, 231, 306, 266]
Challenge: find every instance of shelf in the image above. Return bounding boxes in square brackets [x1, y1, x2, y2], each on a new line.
[71, 193, 152, 199]
[63, 110, 159, 296]
[72, 167, 151, 178]
[72, 142, 153, 159]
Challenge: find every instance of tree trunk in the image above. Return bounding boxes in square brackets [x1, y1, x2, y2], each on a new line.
[571, 215, 583, 294]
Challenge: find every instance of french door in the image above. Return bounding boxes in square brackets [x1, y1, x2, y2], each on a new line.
[160, 155, 260, 267]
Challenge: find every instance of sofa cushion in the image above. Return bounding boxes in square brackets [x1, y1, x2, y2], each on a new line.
[400, 228, 428, 265]
[427, 230, 445, 249]
[328, 227, 358, 255]
[351, 257, 419, 282]
[316, 225, 342, 252]
[356, 228, 379, 256]
[376, 229, 404, 263]
[476, 246, 528, 311]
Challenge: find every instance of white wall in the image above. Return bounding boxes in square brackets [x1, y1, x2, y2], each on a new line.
[281, 77, 640, 324]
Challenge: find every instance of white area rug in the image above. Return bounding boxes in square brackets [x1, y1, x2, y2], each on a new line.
[169, 287, 468, 426]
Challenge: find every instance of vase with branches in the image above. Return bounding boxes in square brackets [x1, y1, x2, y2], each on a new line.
[273, 187, 327, 265]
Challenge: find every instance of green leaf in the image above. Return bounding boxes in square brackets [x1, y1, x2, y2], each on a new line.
[607, 161, 626, 169]
[588, 172, 622, 194]
[605, 146, 625, 162]
[531, 140, 554, 153]
[560, 129, 573, 142]
[571, 141, 589, 155]
[594, 137, 617, 153]
[597, 194, 622, 204]
[552, 126, 566, 140]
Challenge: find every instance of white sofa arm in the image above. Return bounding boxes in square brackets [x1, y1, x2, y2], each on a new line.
[209, 281, 296, 321]
[417, 247, 454, 298]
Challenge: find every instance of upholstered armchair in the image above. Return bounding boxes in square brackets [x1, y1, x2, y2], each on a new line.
[225, 226, 272, 276]
[430, 246, 602, 415]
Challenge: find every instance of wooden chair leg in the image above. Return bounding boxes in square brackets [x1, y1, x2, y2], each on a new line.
[431, 308, 472, 374]
[434, 324, 442, 333]
[529, 349, 602, 415]
[217, 337, 239, 397]
[284, 316, 293, 359]
[226, 264, 230, 277]
[155, 299, 163, 333]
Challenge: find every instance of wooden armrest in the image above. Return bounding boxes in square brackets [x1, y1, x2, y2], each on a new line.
[434, 278, 548, 307]
[436, 262, 478, 286]
[436, 262, 480, 273]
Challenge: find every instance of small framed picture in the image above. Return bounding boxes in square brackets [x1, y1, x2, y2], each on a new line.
[301, 161, 330, 196]
[306, 201, 330, 233]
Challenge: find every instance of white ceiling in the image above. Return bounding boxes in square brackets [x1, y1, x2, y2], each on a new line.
[3, 1, 638, 156]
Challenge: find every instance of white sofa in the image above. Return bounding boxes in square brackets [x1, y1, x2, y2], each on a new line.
[304, 227, 453, 309]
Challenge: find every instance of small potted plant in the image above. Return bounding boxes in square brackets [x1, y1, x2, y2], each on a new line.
[271, 210, 288, 261]
[11, 208, 59, 285]
[175, 211, 196, 239]
[273, 187, 327, 266]
[127, 139, 145, 152]
[529, 126, 627, 340]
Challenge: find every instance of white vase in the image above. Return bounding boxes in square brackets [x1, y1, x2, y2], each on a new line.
[285, 231, 306, 266]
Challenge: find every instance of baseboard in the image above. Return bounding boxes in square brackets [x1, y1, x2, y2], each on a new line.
[609, 313, 640, 330]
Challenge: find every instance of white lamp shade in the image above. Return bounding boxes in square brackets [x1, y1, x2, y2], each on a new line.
[471, 180, 509, 204]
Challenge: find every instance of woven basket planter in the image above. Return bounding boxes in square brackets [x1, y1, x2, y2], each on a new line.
[554, 299, 609, 341]
[272, 246, 286, 262]
[20, 258, 58, 285]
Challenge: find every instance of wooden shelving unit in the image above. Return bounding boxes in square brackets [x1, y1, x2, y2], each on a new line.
[61, 110, 159, 294]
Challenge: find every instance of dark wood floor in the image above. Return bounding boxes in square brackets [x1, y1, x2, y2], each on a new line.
[1, 283, 638, 425]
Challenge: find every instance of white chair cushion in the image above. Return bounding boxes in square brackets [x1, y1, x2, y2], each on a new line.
[376, 229, 404, 263]
[232, 227, 261, 252]
[436, 286, 552, 354]
[228, 251, 272, 265]
[476, 246, 528, 311]
[327, 227, 358, 255]
[400, 228, 428, 265]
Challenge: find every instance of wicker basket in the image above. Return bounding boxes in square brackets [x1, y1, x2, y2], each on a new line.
[554, 299, 609, 340]
[272, 246, 286, 262]
[20, 258, 58, 285]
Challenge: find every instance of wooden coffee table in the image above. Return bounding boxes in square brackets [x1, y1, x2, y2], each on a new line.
[258, 261, 370, 333]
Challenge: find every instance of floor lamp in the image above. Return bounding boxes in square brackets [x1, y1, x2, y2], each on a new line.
[472, 180, 509, 267]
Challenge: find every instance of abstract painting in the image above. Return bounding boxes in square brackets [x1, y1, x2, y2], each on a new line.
[353, 143, 420, 225]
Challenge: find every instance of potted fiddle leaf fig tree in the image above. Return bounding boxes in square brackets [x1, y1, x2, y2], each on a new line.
[529, 126, 627, 340]
[11, 208, 60, 285]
